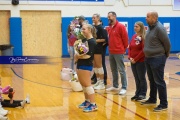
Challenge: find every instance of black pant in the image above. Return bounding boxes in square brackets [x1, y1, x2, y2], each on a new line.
[1, 99, 22, 108]
[92, 45, 107, 85]
[145, 55, 168, 107]
[131, 62, 147, 97]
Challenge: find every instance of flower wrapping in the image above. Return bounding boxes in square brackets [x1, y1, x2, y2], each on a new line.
[69, 80, 83, 92]
[60, 68, 72, 81]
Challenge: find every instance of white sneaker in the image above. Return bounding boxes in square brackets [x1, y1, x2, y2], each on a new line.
[94, 82, 105, 90]
[25, 94, 30, 104]
[106, 87, 119, 91]
[0, 115, 8, 120]
[20, 100, 26, 108]
[0, 107, 8, 113]
[0, 109, 8, 116]
[119, 89, 126, 95]
[93, 81, 100, 88]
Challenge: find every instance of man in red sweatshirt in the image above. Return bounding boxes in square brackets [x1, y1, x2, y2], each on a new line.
[106, 11, 129, 95]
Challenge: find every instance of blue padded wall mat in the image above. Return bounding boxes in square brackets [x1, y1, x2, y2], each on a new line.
[9, 17, 22, 56]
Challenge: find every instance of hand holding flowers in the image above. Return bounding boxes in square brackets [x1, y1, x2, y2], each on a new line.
[74, 39, 89, 55]
[74, 39, 90, 63]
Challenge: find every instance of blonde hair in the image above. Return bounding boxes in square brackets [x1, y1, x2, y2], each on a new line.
[85, 24, 97, 38]
[135, 21, 146, 40]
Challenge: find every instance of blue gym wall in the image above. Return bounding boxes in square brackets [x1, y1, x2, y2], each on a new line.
[9, 17, 180, 56]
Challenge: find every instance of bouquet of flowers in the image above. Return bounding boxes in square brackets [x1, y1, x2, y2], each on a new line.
[70, 18, 84, 40]
[74, 39, 89, 56]
[135, 36, 142, 45]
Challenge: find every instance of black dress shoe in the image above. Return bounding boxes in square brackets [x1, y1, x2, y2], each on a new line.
[153, 105, 167, 112]
[131, 96, 138, 100]
[135, 96, 146, 101]
[141, 99, 156, 105]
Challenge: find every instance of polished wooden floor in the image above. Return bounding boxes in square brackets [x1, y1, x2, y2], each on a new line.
[0, 54, 180, 120]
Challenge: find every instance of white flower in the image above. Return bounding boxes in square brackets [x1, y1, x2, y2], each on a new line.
[135, 36, 141, 41]
[74, 28, 80, 34]
[135, 36, 142, 45]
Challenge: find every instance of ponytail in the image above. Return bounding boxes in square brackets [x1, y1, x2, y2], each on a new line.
[92, 26, 97, 39]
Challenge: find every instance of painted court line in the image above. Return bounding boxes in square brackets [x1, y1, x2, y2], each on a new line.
[97, 92, 148, 120]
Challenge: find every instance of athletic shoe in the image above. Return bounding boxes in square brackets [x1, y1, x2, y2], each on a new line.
[153, 105, 167, 112]
[25, 94, 30, 104]
[94, 82, 105, 90]
[106, 87, 119, 91]
[0, 115, 8, 120]
[20, 100, 26, 108]
[83, 104, 98, 112]
[0, 107, 8, 113]
[93, 81, 100, 88]
[119, 89, 126, 95]
[0, 109, 8, 116]
[78, 100, 90, 109]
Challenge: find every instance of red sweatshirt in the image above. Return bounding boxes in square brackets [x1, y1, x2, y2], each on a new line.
[106, 21, 128, 54]
[128, 34, 145, 62]
[68, 33, 77, 46]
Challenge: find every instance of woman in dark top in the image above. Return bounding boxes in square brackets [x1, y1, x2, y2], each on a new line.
[91, 20, 108, 86]
[128, 21, 147, 101]
[75, 24, 97, 112]
[92, 14, 106, 90]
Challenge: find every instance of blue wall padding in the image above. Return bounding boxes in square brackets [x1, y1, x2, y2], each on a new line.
[62, 17, 180, 57]
[9, 17, 22, 56]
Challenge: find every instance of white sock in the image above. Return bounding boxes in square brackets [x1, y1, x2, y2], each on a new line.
[91, 103, 96, 105]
